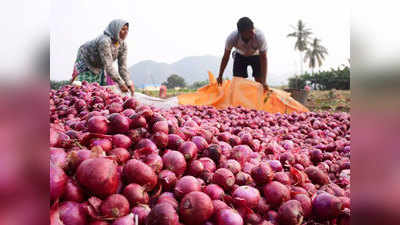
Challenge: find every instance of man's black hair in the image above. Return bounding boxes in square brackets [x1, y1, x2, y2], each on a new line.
[237, 17, 254, 33]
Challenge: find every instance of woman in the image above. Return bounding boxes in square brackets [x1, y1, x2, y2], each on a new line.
[70, 19, 135, 95]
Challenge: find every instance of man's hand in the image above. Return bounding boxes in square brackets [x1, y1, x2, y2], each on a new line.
[129, 84, 135, 96]
[217, 76, 223, 86]
[120, 84, 129, 92]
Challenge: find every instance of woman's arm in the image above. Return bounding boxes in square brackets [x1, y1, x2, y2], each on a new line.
[118, 43, 133, 87]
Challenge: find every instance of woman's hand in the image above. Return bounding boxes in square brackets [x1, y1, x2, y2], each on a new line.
[120, 84, 129, 92]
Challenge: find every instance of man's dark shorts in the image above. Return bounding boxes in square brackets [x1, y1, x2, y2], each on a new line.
[232, 51, 261, 79]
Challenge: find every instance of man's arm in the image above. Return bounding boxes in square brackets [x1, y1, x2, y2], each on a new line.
[259, 51, 268, 89]
[218, 49, 231, 85]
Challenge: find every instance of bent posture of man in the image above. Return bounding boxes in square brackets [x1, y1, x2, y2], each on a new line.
[218, 17, 269, 91]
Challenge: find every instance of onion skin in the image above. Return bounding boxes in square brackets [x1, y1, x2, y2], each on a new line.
[76, 158, 119, 198]
[293, 194, 312, 218]
[179, 191, 214, 225]
[157, 192, 179, 209]
[50, 147, 68, 169]
[123, 159, 157, 191]
[112, 134, 132, 149]
[109, 148, 130, 164]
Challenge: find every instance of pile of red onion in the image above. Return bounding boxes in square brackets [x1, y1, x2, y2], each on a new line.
[50, 82, 350, 225]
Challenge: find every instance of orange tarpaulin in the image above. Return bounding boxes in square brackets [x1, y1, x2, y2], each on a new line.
[178, 71, 309, 114]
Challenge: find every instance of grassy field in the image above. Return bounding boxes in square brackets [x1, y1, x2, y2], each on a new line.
[138, 88, 350, 113]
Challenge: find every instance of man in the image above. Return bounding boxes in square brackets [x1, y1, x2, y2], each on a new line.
[217, 17, 269, 91]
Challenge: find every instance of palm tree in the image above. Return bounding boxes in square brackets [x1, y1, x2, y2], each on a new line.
[287, 20, 313, 75]
[304, 38, 328, 74]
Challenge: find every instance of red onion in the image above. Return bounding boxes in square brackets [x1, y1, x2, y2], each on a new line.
[219, 141, 232, 157]
[174, 176, 201, 199]
[50, 163, 67, 202]
[152, 120, 169, 134]
[157, 192, 178, 209]
[123, 98, 138, 109]
[199, 157, 216, 172]
[231, 145, 252, 166]
[216, 208, 243, 225]
[89, 221, 109, 225]
[151, 132, 169, 149]
[232, 185, 260, 209]
[112, 134, 132, 149]
[76, 158, 119, 198]
[191, 136, 209, 151]
[159, 170, 177, 191]
[123, 159, 157, 191]
[131, 204, 151, 225]
[62, 178, 84, 202]
[59, 201, 87, 225]
[146, 203, 179, 225]
[122, 108, 136, 118]
[290, 186, 308, 198]
[278, 200, 304, 225]
[130, 114, 148, 129]
[251, 163, 274, 185]
[263, 181, 290, 207]
[304, 166, 330, 185]
[274, 172, 291, 185]
[162, 150, 187, 176]
[188, 160, 204, 177]
[67, 149, 92, 171]
[109, 148, 130, 164]
[220, 159, 241, 174]
[88, 116, 109, 134]
[50, 147, 67, 169]
[293, 194, 312, 218]
[267, 160, 283, 172]
[179, 191, 214, 225]
[312, 192, 342, 221]
[123, 183, 149, 205]
[309, 149, 323, 163]
[212, 168, 235, 191]
[235, 172, 253, 186]
[90, 138, 113, 152]
[109, 102, 123, 114]
[135, 138, 158, 153]
[167, 134, 184, 150]
[143, 153, 163, 173]
[111, 213, 134, 225]
[204, 184, 225, 200]
[178, 141, 199, 161]
[100, 194, 130, 218]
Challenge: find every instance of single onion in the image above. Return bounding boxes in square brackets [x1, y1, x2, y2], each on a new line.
[131, 204, 151, 225]
[162, 150, 187, 176]
[123, 159, 157, 191]
[146, 203, 179, 225]
[179, 191, 214, 225]
[87, 116, 109, 134]
[178, 141, 199, 161]
[174, 176, 201, 199]
[50, 163, 67, 202]
[112, 134, 132, 149]
[59, 201, 87, 225]
[212, 168, 235, 191]
[232, 185, 260, 209]
[251, 163, 274, 186]
[159, 170, 177, 191]
[216, 208, 243, 225]
[263, 181, 290, 207]
[123, 183, 149, 206]
[100, 194, 130, 218]
[204, 184, 225, 200]
[312, 192, 342, 221]
[278, 200, 304, 225]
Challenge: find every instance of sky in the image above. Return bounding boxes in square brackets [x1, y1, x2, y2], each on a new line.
[50, 0, 350, 83]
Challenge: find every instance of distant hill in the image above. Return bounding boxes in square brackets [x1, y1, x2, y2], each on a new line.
[129, 55, 291, 88]
[129, 55, 233, 88]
